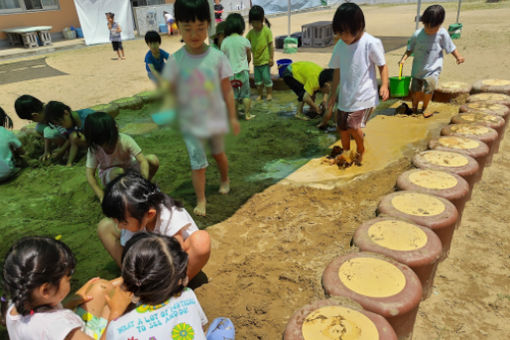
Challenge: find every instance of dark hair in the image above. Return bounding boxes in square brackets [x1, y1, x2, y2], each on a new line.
[421, 5, 445, 27]
[145, 30, 161, 44]
[84, 112, 118, 151]
[1, 237, 75, 321]
[249, 5, 271, 28]
[332, 3, 365, 36]
[44, 101, 71, 126]
[14, 95, 44, 120]
[121, 232, 188, 304]
[174, 0, 211, 24]
[106, 12, 114, 19]
[225, 13, 245, 36]
[319, 69, 334, 88]
[0, 107, 13, 129]
[102, 172, 182, 224]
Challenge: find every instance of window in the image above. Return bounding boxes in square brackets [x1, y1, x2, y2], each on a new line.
[0, 0, 59, 14]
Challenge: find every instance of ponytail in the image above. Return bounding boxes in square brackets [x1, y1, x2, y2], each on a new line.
[264, 17, 271, 28]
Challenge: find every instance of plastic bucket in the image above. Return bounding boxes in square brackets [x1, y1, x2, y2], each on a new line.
[75, 27, 83, 38]
[277, 58, 292, 78]
[283, 36, 298, 54]
[159, 24, 168, 33]
[389, 76, 412, 97]
[448, 23, 463, 39]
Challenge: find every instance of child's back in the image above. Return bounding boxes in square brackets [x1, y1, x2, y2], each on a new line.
[221, 34, 250, 74]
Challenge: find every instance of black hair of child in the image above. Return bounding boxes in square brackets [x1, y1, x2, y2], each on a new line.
[121, 232, 188, 305]
[225, 13, 245, 36]
[14, 95, 44, 120]
[421, 4, 445, 27]
[106, 12, 114, 19]
[319, 69, 334, 88]
[174, 0, 211, 24]
[0, 107, 13, 129]
[145, 30, 161, 44]
[213, 21, 227, 47]
[332, 2, 365, 36]
[102, 171, 183, 224]
[1, 236, 76, 323]
[84, 112, 118, 151]
[44, 101, 71, 125]
[248, 5, 271, 28]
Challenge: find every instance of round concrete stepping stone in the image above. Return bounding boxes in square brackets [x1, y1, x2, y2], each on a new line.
[471, 79, 510, 95]
[397, 169, 469, 218]
[89, 103, 120, 118]
[412, 150, 479, 188]
[135, 90, 163, 104]
[284, 298, 397, 340]
[451, 112, 505, 140]
[322, 252, 422, 340]
[377, 191, 458, 259]
[441, 124, 498, 159]
[353, 217, 442, 299]
[467, 92, 510, 108]
[428, 136, 489, 175]
[459, 102, 510, 120]
[433, 81, 471, 103]
[110, 96, 144, 110]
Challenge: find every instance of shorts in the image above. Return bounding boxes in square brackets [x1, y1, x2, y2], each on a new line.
[283, 68, 306, 102]
[231, 70, 250, 100]
[336, 108, 374, 131]
[183, 133, 225, 170]
[75, 307, 108, 339]
[98, 161, 140, 186]
[254, 64, 273, 87]
[111, 41, 123, 51]
[411, 76, 437, 95]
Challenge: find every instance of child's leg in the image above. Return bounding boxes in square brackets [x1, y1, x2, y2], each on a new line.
[145, 154, 160, 180]
[210, 136, 229, 194]
[243, 98, 253, 119]
[167, 22, 172, 35]
[97, 218, 123, 266]
[120, 48, 125, 59]
[422, 93, 433, 112]
[263, 65, 273, 101]
[192, 169, 207, 216]
[116, 49, 122, 59]
[183, 134, 209, 216]
[182, 230, 211, 279]
[256, 85, 263, 101]
[254, 66, 264, 100]
[351, 128, 365, 164]
[266, 86, 273, 101]
[67, 132, 86, 166]
[411, 91, 422, 113]
[339, 129, 351, 152]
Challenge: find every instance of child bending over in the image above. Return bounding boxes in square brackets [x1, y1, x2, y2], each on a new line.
[144, 30, 170, 85]
[0, 107, 24, 182]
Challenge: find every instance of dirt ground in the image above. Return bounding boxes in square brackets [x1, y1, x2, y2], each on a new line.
[1, 1, 510, 339]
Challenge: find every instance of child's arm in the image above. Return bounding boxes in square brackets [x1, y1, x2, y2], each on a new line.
[246, 47, 252, 64]
[116, 24, 122, 33]
[221, 77, 240, 135]
[86, 167, 104, 202]
[399, 50, 413, 65]
[40, 138, 52, 160]
[135, 152, 150, 179]
[451, 49, 465, 64]
[378, 64, 390, 101]
[148, 63, 163, 83]
[51, 138, 70, 159]
[327, 68, 340, 111]
[268, 41, 274, 67]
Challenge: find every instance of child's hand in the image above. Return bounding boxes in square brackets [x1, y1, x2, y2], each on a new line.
[63, 277, 100, 309]
[230, 118, 240, 136]
[456, 56, 465, 64]
[379, 85, 389, 101]
[398, 59, 406, 66]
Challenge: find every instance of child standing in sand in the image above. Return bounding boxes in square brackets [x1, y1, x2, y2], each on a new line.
[144, 30, 170, 85]
[400, 4, 464, 117]
[106, 12, 125, 60]
[246, 5, 274, 101]
[327, 3, 389, 167]
[162, 0, 240, 216]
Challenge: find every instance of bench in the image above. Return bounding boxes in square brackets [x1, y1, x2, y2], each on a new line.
[2, 26, 53, 48]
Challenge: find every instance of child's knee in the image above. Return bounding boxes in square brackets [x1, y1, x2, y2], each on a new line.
[189, 230, 211, 257]
[147, 154, 160, 167]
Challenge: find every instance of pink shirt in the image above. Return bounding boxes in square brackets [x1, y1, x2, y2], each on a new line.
[86, 133, 142, 170]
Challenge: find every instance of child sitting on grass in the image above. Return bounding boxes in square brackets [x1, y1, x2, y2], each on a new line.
[45, 101, 94, 166]
[327, 3, 389, 167]
[0, 107, 24, 182]
[221, 13, 254, 120]
[399, 4, 464, 117]
[14, 95, 66, 161]
[144, 30, 170, 85]
[98, 172, 211, 279]
[84, 112, 159, 202]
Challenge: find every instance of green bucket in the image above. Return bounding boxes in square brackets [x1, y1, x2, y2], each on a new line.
[283, 36, 298, 54]
[389, 76, 412, 97]
[448, 23, 463, 40]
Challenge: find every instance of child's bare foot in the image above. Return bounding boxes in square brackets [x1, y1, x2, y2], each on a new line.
[353, 152, 363, 166]
[295, 113, 310, 120]
[245, 113, 256, 120]
[194, 201, 206, 216]
[423, 110, 437, 118]
[266, 94, 272, 101]
[219, 181, 230, 194]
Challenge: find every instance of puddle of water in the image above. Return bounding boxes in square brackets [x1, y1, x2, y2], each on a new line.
[248, 158, 310, 181]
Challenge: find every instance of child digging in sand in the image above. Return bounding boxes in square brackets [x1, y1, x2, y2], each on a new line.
[327, 3, 389, 167]
[400, 4, 464, 117]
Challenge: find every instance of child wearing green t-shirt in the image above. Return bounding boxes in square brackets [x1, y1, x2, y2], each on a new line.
[246, 5, 273, 101]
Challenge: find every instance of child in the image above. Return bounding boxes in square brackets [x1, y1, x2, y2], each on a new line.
[214, 0, 223, 22]
[212, 20, 227, 49]
[246, 5, 274, 101]
[14, 95, 66, 161]
[84, 112, 159, 202]
[222, 13, 254, 119]
[163, 0, 240, 216]
[106, 12, 125, 60]
[327, 3, 389, 167]
[45, 101, 94, 166]
[400, 4, 464, 117]
[0, 107, 23, 182]
[164, 10, 176, 35]
[144, 30, 170, 84]
[98, 172, 211, 279]
[1, 236, 130, 340]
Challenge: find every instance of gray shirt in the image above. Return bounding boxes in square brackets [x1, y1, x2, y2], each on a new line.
[408, 27, 456, 79]
[109, 22, 121, 42]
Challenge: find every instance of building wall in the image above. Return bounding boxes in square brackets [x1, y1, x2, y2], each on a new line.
[0, 0, 80, 41]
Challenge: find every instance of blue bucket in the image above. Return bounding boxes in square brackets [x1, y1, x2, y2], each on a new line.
[159, 24, 168, 33]
[277, 58, 292, 78]
[75, 27, 83, 38]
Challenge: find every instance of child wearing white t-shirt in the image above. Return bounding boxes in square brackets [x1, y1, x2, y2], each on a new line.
[84, 112, 159, 202]
[327, 3, 389, 167]
[98, 172, 211, 279]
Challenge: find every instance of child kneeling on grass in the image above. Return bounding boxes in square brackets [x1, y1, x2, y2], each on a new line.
[327, 3, 389, 167]
[84, 112, 159, 202]
[97, 171, 211, 280]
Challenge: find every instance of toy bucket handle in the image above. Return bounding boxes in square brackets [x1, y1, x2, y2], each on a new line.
[399, 63, 403, 80]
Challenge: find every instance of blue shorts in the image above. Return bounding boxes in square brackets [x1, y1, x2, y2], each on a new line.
[254, 64, 273, 87]
[183, 134, 225, 170]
